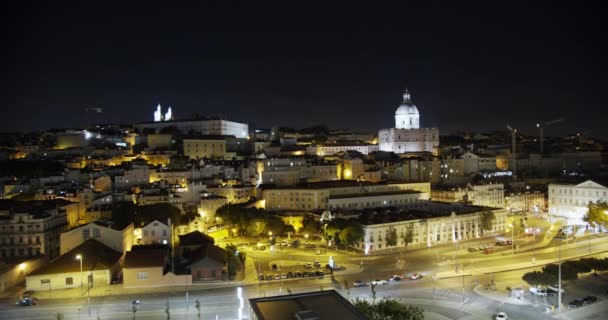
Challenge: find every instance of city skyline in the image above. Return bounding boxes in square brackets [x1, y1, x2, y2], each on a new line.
[1, 3, 606, 136]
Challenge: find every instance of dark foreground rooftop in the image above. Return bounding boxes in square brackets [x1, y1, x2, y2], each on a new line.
[249, 290, 367, 320]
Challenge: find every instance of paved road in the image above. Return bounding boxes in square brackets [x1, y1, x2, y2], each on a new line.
[2, 220, 605, 320]
[0, 266, 567, 320]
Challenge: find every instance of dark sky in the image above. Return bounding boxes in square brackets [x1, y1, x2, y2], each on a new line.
[1, 2, 606, 137]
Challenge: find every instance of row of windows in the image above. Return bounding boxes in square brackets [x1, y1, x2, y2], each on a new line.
[143, 230, 168, 237]
[1, 246, 42, 257]
[0, 235, 42, 244]
[552, 188, 607, 197]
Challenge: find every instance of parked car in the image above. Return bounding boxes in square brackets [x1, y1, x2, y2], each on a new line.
[468, 247, 477, 252]
[281, 274, 287, 279]
[546, 288, 557, 296]
[304, 263, 313, 269]
[353, 280, 366, 287]
[265, 275, 273, 280]
[569, 299, 584, 308]
[132, 300, 141, 305]
[287, 272, 294, 278]
[302, 271, 310, 277]
[547, 285, 565, 293]
[274, 275, 281, 280]
[495, 312, 507, 320]
[295, 272, 302, 277]
[410, 273, 423, 280]
[271, 264, 278, 270]
[389, 275, 403, 281]
[529, 287, 547, 296]
[258, 275, 265, 281]
[583, 296, 598, 304]
[313, 260, 321, 267]
[16, 298, 36, 306]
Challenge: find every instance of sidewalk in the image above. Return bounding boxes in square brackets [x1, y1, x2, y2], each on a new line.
[472, 284, 530, 305]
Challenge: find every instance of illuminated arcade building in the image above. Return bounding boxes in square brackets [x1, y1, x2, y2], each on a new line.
[134, 105, 249, 139]
[378, 90, 439, 154]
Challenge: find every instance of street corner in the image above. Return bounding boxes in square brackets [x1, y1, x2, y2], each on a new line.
[472, 284, 530, 306]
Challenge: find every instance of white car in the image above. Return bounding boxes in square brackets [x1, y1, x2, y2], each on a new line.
[529, 287, 547, 296]
[496, 312, 507, 320]
[410, 273, 423, 280]
[369, 279, 387, 285]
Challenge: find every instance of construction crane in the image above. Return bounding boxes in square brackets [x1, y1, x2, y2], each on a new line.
[506, 125, 517, 179]
[536, 118, 564, 154]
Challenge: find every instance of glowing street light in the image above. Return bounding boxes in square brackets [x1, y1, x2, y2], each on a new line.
[75, 254, 83, 295]
[304, 234, 309, 240]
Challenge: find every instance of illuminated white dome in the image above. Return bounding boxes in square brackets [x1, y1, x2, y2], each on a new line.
[395, 90, 420, 129]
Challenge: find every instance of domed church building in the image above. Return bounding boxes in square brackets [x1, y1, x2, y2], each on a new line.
[378, 90, 439, 154]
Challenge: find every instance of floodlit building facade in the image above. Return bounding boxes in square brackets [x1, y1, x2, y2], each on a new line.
[352, 201, 507, 253]
[548, 180, 608, 224]
[378, 90, 439, 154]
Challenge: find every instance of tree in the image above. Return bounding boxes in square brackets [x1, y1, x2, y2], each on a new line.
[385, 227, 398, 247]
[301, 215, 320, 236]
[522, 271, 557, 287]
[479, 209, 495, 235]
[338, 221, 364, 247]
[585, 202, 608, 231]
[352, 298, 424, 320]
[542, 263, 578, 281]
[225, 244, 241, 280]
[403, 225, 414, 248]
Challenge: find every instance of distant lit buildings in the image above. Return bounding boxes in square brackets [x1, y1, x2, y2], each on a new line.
[183, 138, 227, 160]
[0, 200, 70, 260]
[135, 112, 249, 139]
[432, 183, 505, 208]
[379, 90, 439, 154]
[261, 180, 430, 211]
[548, 180, 608, 224]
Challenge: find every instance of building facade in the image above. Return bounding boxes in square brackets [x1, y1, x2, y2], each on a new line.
[378, 90, 439, 154]
[0, 200, 69, 260]
[134, 118, 249, 139]
[548, 180, 608, 224]
[183, 138, 227, 160]
[352, 202, 507, 253]
[60, 219, 134, 255]
[262, 181, 431, 211]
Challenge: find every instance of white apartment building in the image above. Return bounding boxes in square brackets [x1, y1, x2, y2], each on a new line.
[262, 180, 431, 211]
[548, 180, 608, 224]
[140, 220, 171, 245]
[352, 201, 507, 253]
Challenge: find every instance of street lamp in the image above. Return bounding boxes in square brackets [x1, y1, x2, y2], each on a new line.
[75, 254, 83, 296]
[305, 234, 309, 241]
[508, 224, 514, 255]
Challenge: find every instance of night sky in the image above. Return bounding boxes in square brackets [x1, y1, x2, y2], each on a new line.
[2, 2, 606, 136]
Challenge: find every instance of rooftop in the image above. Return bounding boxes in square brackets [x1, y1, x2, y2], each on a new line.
[178, 231, 215, 246]
[124, 249, 165, 268]
[259, 180, 423, 190]
[30, 239, 122, 276]
[249, 290, 367, 320]
[329, 190, 422, 199]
